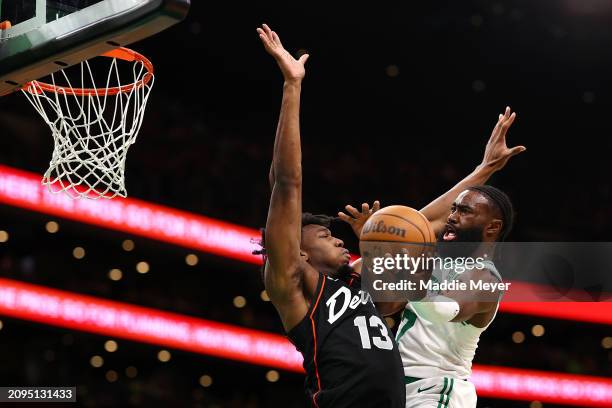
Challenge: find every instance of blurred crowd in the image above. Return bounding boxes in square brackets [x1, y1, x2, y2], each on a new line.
[0, 204, 610, 407]
[1, 1, 612, 405]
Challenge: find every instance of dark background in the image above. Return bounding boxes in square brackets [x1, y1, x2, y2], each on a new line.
[0, 0, 611, 407]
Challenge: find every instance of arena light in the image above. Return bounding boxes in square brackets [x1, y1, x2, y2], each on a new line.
[0, 278, 610, 406]
[0, 164, 262, 265]
[0, 164, 610, 325]
[0, 278, 302, 372]
[500, 282, 612, 325]
[472, 364, 612, 408]
[499, 301, 612, 325]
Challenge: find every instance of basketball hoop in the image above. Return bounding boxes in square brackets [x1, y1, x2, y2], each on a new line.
[21, 47, 155, 199]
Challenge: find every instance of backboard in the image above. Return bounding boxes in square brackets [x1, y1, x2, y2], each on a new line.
[0, 0, 190, 96]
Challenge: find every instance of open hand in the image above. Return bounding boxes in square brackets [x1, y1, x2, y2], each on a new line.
[481, 106, 526, 171]
[338, 201, 381, 238]
[257, 24, 309, 83]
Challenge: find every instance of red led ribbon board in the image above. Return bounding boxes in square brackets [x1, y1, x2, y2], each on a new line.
[472, 364, 612, 407]
[0, 164, 262, 265]
[0, 279, 610, 406]
[0, 165, 610, 325]
[0, 278, 302, 372]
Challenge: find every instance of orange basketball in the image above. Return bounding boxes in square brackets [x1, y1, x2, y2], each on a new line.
[360, 205, 436, 244]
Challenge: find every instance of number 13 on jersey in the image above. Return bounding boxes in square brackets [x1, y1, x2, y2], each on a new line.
[353, 315, 394, 350]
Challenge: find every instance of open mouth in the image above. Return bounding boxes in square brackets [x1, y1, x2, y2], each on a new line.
[442, 224, 457, 241]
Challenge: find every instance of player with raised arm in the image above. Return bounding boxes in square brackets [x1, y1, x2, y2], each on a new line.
[257, 24, 405, 408]
[340, 108, 525, 407]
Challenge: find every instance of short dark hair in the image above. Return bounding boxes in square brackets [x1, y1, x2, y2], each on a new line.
[467, 185, 515, 241]
[300, 212, 335, 230]
[252, 213, 337, 282]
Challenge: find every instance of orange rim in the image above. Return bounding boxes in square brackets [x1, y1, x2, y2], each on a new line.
[22, 47, 154, 97]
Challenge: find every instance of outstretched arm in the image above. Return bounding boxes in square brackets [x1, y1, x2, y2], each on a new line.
[340, 108, 524, 316]
[339, 108, 525, 240]
[258, 25, 311, 331]
[421, 107, 525, 235]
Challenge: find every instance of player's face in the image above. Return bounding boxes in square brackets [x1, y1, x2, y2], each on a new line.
[440, 190, 500, 243]
[301, 225, 351, 275]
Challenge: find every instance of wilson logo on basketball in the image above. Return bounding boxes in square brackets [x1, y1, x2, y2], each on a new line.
[362, 221, 406, 238]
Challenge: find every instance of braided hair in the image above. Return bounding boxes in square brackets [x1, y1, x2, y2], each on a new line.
[467, 185, 515, 241]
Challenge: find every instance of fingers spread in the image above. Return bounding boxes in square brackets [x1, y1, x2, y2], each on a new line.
[257, 26, 272, 48]
[508, 145, 527, 157]
[500, 112, 517, 136]
[298, 53, 310, 64]
[258, 35, 271, 50]
[491, 108, 509, 136]
[262, 24, 273, 37]
[338, 212, 354, 224]
[373, 200, 381, 212]
[345, 205, 361, 218]
[271, 31, 282, 46]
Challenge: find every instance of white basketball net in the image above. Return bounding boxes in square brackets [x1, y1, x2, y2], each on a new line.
[22, 52, 154, 199]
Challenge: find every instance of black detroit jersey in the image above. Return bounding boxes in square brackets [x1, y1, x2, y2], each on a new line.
[287, 273, 405, 408]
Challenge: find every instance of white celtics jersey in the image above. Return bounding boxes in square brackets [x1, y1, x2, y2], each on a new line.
[395, 260, 502, 379]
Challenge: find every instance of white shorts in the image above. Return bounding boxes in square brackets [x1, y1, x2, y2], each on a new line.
[405, 376, 477, 408]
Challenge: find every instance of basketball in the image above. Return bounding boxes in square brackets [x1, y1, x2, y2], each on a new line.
[360, 205, 436, 244]
[0, 3, 607, 407]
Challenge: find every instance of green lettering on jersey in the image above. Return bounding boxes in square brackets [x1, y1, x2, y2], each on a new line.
[395, 308, 417, 341]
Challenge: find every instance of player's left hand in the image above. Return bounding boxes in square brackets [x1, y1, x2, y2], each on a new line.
[480, 106, 526, 171]
[338, 201, 381, 238]
[257, 24, 309, 84]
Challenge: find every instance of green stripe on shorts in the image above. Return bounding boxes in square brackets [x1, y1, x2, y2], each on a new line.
[436, 377, 454, 408]
[437, 378, 448, 408]
[444, 378, 454, 407]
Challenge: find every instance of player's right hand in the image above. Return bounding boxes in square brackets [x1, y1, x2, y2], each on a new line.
[257, 24, 309, 83]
